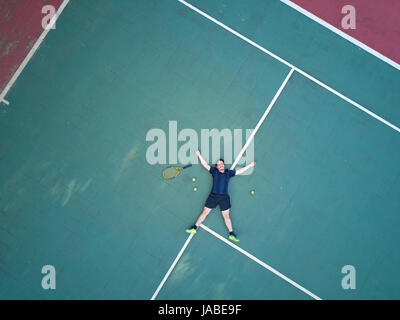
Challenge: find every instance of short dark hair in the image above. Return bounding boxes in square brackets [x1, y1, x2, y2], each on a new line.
[216, 159, 224, 165]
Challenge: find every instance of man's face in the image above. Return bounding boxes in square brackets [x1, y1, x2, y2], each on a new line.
[216, 160, 225, 172]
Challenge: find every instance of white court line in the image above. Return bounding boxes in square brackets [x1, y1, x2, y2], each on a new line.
[151, 233, 194, 300]
[0, 0, 71, 104]
[231, 68, 294, 170]
[200, 224, 322, 300]
[177, 0, 400, 134]
[280, 0, 400, 72]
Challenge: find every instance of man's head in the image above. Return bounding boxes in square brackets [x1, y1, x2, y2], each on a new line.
[216, 159, 225, 172]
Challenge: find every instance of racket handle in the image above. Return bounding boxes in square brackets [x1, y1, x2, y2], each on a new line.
[182, 164, 192, 169]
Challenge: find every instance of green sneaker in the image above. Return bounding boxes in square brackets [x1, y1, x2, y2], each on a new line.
[185, 227, 197, 235]
[228, 233, 240, 243]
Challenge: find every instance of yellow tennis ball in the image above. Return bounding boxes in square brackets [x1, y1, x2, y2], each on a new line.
[192, 177, 196, 182]
[193, 187, 198, 192]
[250, 190, 255, 195]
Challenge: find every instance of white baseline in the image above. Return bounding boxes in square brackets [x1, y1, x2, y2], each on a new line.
[177, 0, 400, 134]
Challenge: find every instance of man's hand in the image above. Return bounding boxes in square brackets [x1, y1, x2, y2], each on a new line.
[196, 150, 210, 171]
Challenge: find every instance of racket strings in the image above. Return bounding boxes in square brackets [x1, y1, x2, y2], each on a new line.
[162, 167, 181, 180]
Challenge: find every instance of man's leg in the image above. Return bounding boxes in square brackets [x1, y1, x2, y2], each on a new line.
[221, 209, 233, 232]
[186, 207, 212, 234]
[222, 209, 240, 242]
[195, 207, 212, 227]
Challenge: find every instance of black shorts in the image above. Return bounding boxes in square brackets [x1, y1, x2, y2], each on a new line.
[205, 193, 231, 211]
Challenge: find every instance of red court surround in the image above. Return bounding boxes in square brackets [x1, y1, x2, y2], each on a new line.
[0, 0, 63, 95]
[291, 0, 400, 65]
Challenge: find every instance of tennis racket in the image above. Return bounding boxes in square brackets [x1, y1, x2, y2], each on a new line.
[162, 164, 192, 180]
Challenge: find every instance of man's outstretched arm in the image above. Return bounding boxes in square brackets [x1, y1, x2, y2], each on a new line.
[195, 150, 210, 171]
[235, 161, 256, 175]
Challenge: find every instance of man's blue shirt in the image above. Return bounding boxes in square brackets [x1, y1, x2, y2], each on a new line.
[209, 167, 236, 195]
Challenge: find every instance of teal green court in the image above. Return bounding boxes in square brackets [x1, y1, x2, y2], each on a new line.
[0, 0, 399, 299]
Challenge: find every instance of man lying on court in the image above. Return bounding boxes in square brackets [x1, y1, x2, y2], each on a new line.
[186, 150, 256, 242]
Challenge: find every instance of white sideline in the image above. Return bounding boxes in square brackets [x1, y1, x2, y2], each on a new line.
[177, 0, 400, 134]
[0, 0, 71, 104]
[200, 224, 322, 300]
[280, 0, 400, 72]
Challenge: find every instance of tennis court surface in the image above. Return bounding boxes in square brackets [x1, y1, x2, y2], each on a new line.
[0, 0, 399, 300]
